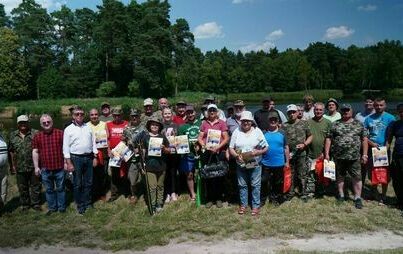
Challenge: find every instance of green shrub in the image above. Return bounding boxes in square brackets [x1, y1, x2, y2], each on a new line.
[96, 81, 117, 97]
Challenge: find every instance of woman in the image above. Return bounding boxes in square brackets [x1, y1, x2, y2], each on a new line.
[388, 103, 403, 210]
[197, 104, 230, 208]
[229, 111, 268, 216]
[161, 107, 180, 203]
[261, 111, 290, 206]
[135, 117, 170, 214]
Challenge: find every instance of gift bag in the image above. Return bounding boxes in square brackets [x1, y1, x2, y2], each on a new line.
[315, 159, 330, 186]
[371, 167, 388, 185]
[283, 165, 292, 193]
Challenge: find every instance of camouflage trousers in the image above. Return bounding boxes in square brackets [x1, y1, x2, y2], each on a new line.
[16, 171, 41, 208]
[289, 155, 315, 197]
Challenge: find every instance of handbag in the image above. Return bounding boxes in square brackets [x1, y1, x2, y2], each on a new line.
[283, 165, 292, 193]
[200, 153, 229, 179]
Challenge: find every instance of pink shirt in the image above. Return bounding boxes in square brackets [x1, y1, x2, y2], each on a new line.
[200, 119, 228, 151]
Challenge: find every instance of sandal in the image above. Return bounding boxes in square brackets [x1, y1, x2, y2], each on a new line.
[238, 206, 246, 215]
[251, 208, 260, 216]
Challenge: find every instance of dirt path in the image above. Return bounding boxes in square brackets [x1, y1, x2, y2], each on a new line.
[2, 230, 403, 253]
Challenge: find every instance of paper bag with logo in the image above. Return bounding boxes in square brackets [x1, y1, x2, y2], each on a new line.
[371, 167, 388, 185]
[283, 165, 292, 193]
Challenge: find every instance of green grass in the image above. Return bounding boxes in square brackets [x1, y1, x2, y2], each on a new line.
[1, 175, 403, 251]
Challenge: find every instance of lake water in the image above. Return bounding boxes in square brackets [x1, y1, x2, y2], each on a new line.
[0, 101, 401, 134]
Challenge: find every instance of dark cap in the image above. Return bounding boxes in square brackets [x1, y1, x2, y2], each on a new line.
[262, 96, 273, 102]
[101, 102, 110, 108]
[185, 105, 194, 112]
[326, 98, 339, 109]
[130, 108, 140, 116]
[340, 104, 352, 111]
[176, 100, 186, 106]
[233, 100, 245, 107]
[267, 111, 279, 120]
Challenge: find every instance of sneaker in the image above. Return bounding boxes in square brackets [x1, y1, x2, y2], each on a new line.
[165, 194, 171, 204]
[171, 193, 178, 201]
[354, 198, 363, 209]
[216, 200, 223, 208]
[251, 208, 260, 216]
[205, 202, 213, 208]
[336, 196, 345, 203]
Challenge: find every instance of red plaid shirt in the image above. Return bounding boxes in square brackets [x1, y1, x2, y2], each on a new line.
[32, 128, 64, 170]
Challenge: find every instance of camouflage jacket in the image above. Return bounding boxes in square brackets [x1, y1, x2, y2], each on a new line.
[123, 124, 145, 163]
[283, 120, 311, 156]
[8, 129, 38, 172]
[327, 119, 367, 160]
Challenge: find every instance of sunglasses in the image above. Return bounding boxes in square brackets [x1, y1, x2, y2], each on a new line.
[74, 112, 84, 116]
[41, 121, 51, 125]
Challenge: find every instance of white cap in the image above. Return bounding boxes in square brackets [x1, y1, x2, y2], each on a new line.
[143, 98, 153, 106]
[240, 111, 254, 121]
[286, 104, 298, 112]
[207, 104, 218, 110]
[17, 115, 29, 123]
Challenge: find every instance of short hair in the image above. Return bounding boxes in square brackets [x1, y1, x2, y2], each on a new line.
[40, 114, 52, 122]
[303, 94, 314, 102]
[162, 107, 172, 114]
[314, 102, 325, 108]
[365, 95, 375, 101]
[374, 97, 385, 103]
[73, 106, 84, 113]
[89, 108, 98, 114]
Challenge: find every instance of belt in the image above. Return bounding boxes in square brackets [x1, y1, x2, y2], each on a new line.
[71, 153, 94, 157]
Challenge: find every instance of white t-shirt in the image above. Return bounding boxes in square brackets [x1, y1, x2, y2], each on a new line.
[229, 127, 268, 164]
[324, 112, 341, 122]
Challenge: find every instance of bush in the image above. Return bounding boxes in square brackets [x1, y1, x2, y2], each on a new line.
[128, 80, 140, 97]
[96, 81, 117, 97]
[36, 67, 64, 99]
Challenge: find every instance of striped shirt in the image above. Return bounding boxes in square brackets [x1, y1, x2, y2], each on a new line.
[32, 128, 64, 170]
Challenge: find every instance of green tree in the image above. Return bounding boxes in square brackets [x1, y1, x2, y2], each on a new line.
[96, 81, 117, 97]
[0, 4, 10, 27]
[0, 28, 30, 99]
[36, 67, 64, 99]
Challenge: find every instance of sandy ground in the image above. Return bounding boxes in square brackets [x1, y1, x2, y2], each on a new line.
[1, 230, 403, 254]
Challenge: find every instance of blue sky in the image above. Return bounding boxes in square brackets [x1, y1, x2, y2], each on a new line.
[3, 0, 403, 52]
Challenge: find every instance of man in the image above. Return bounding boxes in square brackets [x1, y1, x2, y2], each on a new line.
[254, 97, 287, 131]
[8, 115, 41, 211]
[307, 103, 332, 194]
[107, 107, 129, 201]
[323, 98, 341, 123]
[325, 104, 368, 209]
[99, 102, 113, 122]
[355, 97, 375, 124]
[283, 104, 313, 200]
[173, 101, 187, 126]
[203, 95, 226, 121]
[155, 98, 169, 119]
[122, 108, 145, 205]
[297, 104, 304, 120]
[0, 133, 8, 210]
[141, 98, 160, 127]
[226, 100, 246, 135]
[32, 114, 65, 215]
[87, 108, 109, 202]
[302, 95, 315, 120]
[364, 98, 396, 204]
[64, 107, 98, 214]
[178, 105, 202, 200]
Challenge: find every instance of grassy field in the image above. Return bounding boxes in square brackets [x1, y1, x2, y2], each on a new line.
[0, 175, 403, 252]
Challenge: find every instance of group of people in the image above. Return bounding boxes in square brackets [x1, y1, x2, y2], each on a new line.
[1, 94, 402, 217]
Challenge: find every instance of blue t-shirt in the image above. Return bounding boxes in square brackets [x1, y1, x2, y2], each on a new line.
[364, 112, 395, 146]
[262, 130, 287, 167]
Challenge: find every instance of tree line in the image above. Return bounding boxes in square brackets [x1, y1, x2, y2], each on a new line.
[0, 0, 402, 101]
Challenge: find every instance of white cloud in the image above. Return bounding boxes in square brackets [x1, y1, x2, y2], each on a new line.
[240, 41, 275, 53]
[232, 0, 254, 4]
[193, 22, 224, 39]
[324, 26, 354, 40]
[265, 29, 284, 41]
[357, 4, 377, 11]
[2, 0, 63, 13]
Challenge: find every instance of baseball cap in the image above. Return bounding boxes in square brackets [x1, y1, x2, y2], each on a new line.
[233, 100, 245, 107]
[17, 115, 29, 123]
[130, 108, 140, 116]
[207, 104, 218, 111]
[143, 98, 153, 106]
[286, 104, 298, 112]
[340, 104, 352, 111]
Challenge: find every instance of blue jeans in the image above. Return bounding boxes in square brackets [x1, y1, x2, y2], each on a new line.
[71, 155, 93, 211]
[41, 169, 66, 211]
[237, 165, 262, 209]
